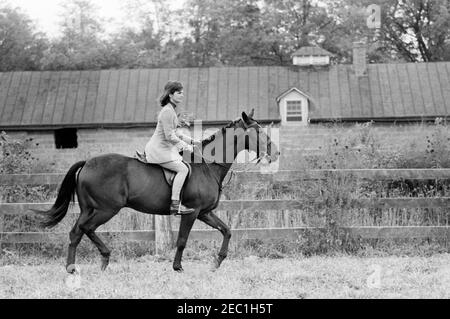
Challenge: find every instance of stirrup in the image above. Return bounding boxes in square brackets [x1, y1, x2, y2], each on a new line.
[170, 201, 195, 215]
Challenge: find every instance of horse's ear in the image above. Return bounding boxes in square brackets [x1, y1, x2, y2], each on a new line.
[241, 112, 250, 125]
[248, 108, 254, 118]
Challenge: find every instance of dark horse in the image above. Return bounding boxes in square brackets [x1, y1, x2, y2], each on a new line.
[34, 110, 280, 273]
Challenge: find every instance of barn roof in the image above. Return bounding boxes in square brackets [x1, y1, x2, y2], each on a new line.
[0, 62, 449, 129]
[276, 87, 314, 103]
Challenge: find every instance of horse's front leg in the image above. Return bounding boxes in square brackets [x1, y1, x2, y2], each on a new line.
[173, 210, 199, 272]
[198, 212, 231, 270]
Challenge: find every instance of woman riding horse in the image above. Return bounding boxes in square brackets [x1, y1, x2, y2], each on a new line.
[34, 101, 280, 273]
[145, 81, 200, 215]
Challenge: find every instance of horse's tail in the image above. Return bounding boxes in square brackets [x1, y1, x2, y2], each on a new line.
[34, 161, 86, 229]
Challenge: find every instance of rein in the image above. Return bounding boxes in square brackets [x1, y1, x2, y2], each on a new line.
[193, 146, 228, 192]
[196, 120, 269, 192]
[220, 154, 264, 190]
[194, 146, 267, 192]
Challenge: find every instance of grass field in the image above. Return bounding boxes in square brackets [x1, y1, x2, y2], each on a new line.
[1, 253, 449, 299]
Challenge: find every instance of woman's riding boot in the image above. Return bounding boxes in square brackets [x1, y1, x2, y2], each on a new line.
[170, 200, 195, 215]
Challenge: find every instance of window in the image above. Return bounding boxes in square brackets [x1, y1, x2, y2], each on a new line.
[286, 100, 303, 122]
[278, 88, 309, 126]
[54, 128, 78, 149]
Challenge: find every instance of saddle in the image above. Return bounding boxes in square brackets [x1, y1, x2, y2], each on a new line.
[135, 150, 191, 186]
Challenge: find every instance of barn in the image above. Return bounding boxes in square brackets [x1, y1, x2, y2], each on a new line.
[0, 42, 449, 171]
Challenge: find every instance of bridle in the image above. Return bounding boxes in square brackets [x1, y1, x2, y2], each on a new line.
[242, 121, 271, 165]
[196, 119, 272, 191]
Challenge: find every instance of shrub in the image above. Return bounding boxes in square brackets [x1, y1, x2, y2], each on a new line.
[424, 118, 450, 168]
[0, 131, 35, 174]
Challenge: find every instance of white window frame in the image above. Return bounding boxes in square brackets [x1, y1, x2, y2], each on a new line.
[286, 100, 303, 122]
[279, 90, 309, 126]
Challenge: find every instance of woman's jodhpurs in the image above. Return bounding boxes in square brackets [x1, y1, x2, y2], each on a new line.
[159, 160, 189, 201]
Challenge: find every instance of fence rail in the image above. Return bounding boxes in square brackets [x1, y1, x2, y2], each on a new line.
[1, 169, 450, 244]
[1, 226, 450, 244]
[2, 169, 450, 186]
[1, 197, 450, 216]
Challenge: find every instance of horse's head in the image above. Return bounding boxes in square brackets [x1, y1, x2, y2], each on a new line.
[231, 109, 280, 164]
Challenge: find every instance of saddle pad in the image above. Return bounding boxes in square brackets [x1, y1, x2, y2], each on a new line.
[135, 150, 192, 186]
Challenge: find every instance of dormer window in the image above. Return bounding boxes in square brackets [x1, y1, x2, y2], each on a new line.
[276, 88, 311, 126]
[292, 46, 333, 66]
[286, 100, 303, 122]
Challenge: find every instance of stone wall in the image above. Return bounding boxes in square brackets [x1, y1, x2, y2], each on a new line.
[4, 122, 445, 172]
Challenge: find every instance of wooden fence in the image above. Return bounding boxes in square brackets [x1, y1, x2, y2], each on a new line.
[1, 169, 450, 244]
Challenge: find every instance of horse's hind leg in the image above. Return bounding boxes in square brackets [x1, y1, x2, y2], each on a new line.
[79, 209, 118, 271]
[198, 212, 231, 269]
[66, 205, 93, 273]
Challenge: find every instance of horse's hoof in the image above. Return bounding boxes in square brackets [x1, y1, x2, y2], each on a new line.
[173, 266, 184, 273]
[66, 264, 77, 274]
[210, 257, 220, 271]
[100, 257, 109, 271]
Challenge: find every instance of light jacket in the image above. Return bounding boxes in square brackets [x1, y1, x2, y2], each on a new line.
[145, 104, 193, 163]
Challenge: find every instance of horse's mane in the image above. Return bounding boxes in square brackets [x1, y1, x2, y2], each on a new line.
[201, 120, 239, 147]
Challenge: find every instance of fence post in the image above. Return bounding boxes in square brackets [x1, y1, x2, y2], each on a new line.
[0, 214, 4, 254]
[154, 215, 174, 255]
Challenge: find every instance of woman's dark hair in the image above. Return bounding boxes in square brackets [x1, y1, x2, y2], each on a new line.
[160, 81, 183, 106]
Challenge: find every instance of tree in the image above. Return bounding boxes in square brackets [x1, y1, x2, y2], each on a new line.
[176, 0, 222, 66]
[318, 0, 382, 63]
[380, 0, 450, 62]
[261, 0, 337, 64]
[177, 0, 284, 66]
[330, 0, 450, 62]
[60, 0, 102, 45]
[0, 4, 47, 71]
[40, 0, 108, 70]
[216, 1, 279, 66]
[101, 0, 183, 68]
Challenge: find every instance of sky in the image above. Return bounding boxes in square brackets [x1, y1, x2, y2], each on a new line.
[9, 0, 186, 37]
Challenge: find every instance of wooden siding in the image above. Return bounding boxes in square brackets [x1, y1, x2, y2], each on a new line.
[1, 62, 450, 127]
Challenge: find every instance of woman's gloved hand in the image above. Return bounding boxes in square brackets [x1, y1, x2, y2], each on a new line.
[182, 144, 194, 153]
